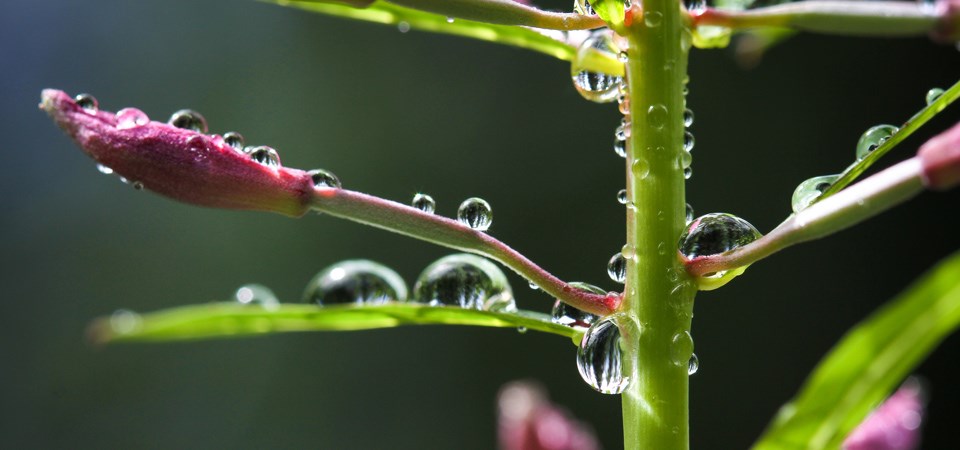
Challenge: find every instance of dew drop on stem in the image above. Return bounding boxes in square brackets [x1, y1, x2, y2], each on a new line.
[670, 330, 694, 367]
[791, 174, 840, 212]
[303, 259, 408, 306]
[617, 189, 628, 205]
[855, 124, 898, 161]
[607, 253, 627, 283]
[685, 203, 694, 225]
[223, 132, 245, 152]
[74, 93, 98, 114]
[309, 169, 341, 189]
[249, 146, 281, 168]
[115, 108, 149, 130]
[411, 193, 436, 213]
[458, 197, 492, 231]
[683, 108, 694, 127]
[679, 213, 761, 261]
[688, 353, 699, 375]
[571, 30, 623, 103]
[412, 254, 514, 311]
[234, 283, 279, 309]
[577, 315, 630, 394]
[168, 109, 208, 133]
[683, 131, 695, 152]
[552, 282, 603, 328]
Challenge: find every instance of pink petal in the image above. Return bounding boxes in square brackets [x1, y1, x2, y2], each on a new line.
[843, 380, 926, 450]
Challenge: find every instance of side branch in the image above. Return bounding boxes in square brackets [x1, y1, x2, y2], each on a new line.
[311, 189, 619, 315]
[693, 1, 943, 38]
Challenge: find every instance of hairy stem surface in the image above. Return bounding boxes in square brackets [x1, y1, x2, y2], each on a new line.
[621, 2, 696, 449]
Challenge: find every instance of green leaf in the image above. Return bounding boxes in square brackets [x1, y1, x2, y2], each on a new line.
[817, 79, 960, 201]
[89, 302, 579, 344]
[273, 0, 623, 75]
[752, 250, 960, 450]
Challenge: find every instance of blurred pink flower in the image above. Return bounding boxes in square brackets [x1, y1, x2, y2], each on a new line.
[498, 381, 601, 450]
[843, 380, 926, 450]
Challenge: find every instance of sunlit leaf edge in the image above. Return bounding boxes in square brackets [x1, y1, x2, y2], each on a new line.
[90, 302, 581, 344]
[752, 250, 960, 450]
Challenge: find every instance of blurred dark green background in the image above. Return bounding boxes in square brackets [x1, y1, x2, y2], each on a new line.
[3, 0, 960, 448]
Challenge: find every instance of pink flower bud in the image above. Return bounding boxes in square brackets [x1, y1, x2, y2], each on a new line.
[40, 89, 317, 217]
[498, 381, 601, 450]
[843, 380, 926, 450]
[918, 120, 960, 191]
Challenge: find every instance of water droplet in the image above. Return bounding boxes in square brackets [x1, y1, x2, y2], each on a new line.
[528, 281, 539, 290]
[303, 259, 408, 306]
[683, 108, 694, 127]
[577, 315, 630, 394]
[110, 309, 142, 335]
[614, 123, 628, 158]
[115, 107, 149, 130]
[631, 158, 650, 178]
[670, 330, 694, 367]
[132, 181, 144, 190]
[617, 51, 628, 63]
[446, 16, 454, 23]
[308, 169, 341, 189]
[96, 164, 113, 175]
[223, 132, 245, 152]
[688, 353, 699, 375]
[621, 243, 636, 260]
[679, 150, 692, 168]
[168, 109, 208, 133]
[412, 193, 436, 213]
[234, 283, 279, 309]
[926, 87, 945, 105]
[791, 174, 840, 212]
[551, 282, 603, 327]
[683, 0, 706, 13]
[607, 253, 626, 283]
[457, 197, 493, 231]
[517, 326, 528, 334]
[74, 93, 98, 113]
[571, 30, 623, 103]
[684, 167, 692, 180]
[679, 213, 761, 260]
[617, 189, 628, 205]
[574, 0, 593, 15]
[647, 104, 667, 130]
[685, 203, 694, 224]
[644, 10, 662, 27]
[683, 131, 695, 152]
[657, 241, 668, 255]
[397, 21, 410, 32]
[249, 146, 281, 168]
[412, 254, 513, 310]
[855, 124, 898, 161]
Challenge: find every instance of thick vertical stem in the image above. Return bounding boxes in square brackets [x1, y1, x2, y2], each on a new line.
[620, 1, 696, 449]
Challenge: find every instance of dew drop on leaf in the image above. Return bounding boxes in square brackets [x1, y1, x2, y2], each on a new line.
[607, 252, 627, 283]
[855, 124, 898, 161]
[577, 315, 630, 394]
[234, 283, 279, 309]
[249, 146, 281, 168]
[457, 197, 493, 231]
[925, 87, 944, 105]
[791, 174, 840, 212]
[115, 107, 149, 130]
[679, 213, 761, 260]
[74, 93, 98, 114]
[412, 254, 514, 311]
[308, 169, 341, 189]
[303, 260, 408, 306]
[168, 109, 208, 133]
[571, 30, 623, 103]
[223, 132, 245, 152]
[412, 193, 436, 213]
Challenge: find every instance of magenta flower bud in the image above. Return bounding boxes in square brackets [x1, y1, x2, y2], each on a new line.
[918, 120, 960, 191]
[498, 381, 601, 450]
[39, 89, 317, 217]
[843, 380, 926, 450]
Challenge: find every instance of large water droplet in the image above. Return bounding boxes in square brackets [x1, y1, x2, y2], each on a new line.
[617, 189, 628, 205]
[670, 330, 694, 367]
[223, 132, 245, 152]
[551, 282, 603, 328]
[607, 252, 627, 283]
[458, 197, 493, 231]
[791, 174, 839, 212]
[683, 108, 694, 127]
[249, 146, 281, 168]
[303, 260, 408, 306]
[168, 109, 208, 133]
[571, 30, 623, 103]
[688, 353, 699, 375]
[75, 93, 98, 114]
[685, 203, 694, 224]
[577, 315, 630, 394]
[234, 283, 279, 309]
[647, 104, 668, 130]
[855, 124, 898, 161]
[413, 254, 513, 311]
[683, 131, 695, 152]
[412, 193, 436, 213]
[679, 213, 761, 260]
[115, 107, 149, 130]
[926, 87, 945, 105]
[309, 169, 341, 189]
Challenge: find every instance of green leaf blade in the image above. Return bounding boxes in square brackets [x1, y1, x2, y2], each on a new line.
[90, 302, 579, 344]
[752, 251, 960, 450]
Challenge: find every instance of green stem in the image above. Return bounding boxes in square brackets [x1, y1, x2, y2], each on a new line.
[621, 2, 696, 449]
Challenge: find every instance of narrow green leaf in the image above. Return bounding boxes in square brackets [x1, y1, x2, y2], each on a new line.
[817, 79, 960, 201]
[274, 0, 623, 75]
[89, 302, 579, 344]
[752, 251, 960, 450]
